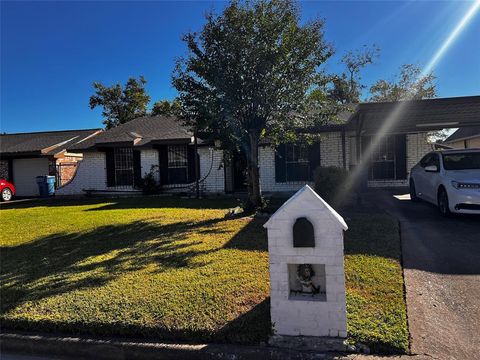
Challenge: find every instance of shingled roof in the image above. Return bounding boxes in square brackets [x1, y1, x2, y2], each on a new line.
[347, 96, 480, 134]
[68, 115, 194, 150]
[444, 125, 480, 143]
[0, 128, 102, 157]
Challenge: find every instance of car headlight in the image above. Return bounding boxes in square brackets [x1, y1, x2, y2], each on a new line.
[451, 181, 480, 189]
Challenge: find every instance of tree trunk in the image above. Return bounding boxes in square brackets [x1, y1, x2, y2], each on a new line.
[246, 132, 262, 210]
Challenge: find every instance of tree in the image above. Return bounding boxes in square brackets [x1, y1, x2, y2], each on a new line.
[173, 0, 334, 209]
[151, 99, 181, 116]
[369, 64, 437, 102]
[89, 76, 150, 129]
[327, 45, 380, 104]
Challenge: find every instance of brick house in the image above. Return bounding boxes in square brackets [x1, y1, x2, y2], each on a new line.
[0, 129, 101, 196]
[51, 95, 479, 196]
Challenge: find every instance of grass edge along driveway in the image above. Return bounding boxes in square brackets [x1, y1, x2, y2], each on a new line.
[0, 197, 408, 353]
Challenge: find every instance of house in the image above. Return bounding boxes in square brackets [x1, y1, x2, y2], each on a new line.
[51, 95, 480, 197]
[0, 129, 102, 196]
[443, 125, 480, 149]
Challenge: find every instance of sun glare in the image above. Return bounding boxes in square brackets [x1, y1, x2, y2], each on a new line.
[336, 0, 480, 205]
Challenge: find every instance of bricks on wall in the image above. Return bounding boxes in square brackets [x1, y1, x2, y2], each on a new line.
[56, 152, 107, 195]
[407, 133, 433, 177]
[198, 147, 225, 194]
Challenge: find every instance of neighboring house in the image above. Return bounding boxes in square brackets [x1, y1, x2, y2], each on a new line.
[0, 129, 102, 196]
[443, 125, 480, 149]
[53, 96, 480, 196]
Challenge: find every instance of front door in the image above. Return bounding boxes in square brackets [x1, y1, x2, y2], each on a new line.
[224, 151, 248, 193]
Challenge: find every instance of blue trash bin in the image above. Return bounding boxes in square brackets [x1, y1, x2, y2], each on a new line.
[46, 176, 56, 196]
[36, 176, 55, 197]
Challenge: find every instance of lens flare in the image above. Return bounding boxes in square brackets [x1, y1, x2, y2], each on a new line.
[335, 0, 480, 205]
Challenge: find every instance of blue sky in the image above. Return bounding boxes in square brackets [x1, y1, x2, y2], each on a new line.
[1, 1, 479, 133]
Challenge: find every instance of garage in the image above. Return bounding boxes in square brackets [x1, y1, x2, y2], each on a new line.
[12, 158, 50, 196]
[1, 129, 101, 198]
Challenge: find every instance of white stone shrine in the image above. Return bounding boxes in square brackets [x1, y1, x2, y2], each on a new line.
[264, 185, 348, 338]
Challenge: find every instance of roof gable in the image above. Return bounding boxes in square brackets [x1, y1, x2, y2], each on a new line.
[263, 185, 348, 230]
[68, 115, 193, 150]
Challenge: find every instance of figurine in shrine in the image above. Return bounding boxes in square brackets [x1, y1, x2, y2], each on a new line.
[297, 264, 320, 294]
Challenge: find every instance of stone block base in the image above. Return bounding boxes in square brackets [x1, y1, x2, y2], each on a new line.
[268, 335, 352, 353]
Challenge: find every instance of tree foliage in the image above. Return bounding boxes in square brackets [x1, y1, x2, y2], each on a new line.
[151, 99, 181, 116]
[369, 64, 437, 102]
[173, 0, 335, 207]
[89, 76, 150, 129]
[327, 45, 380, 104]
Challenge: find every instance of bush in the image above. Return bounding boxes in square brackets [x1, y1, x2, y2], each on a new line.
[139, 165, 161, 195]
[313, 166, 348, 206]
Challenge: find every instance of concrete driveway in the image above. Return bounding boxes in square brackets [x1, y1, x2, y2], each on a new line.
[367, 189, 480, 360]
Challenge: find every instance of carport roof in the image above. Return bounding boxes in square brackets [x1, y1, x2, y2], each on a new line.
[0, 128, 102, 157]
[347, 96, 480, 135]
[311, 96, 480, 135]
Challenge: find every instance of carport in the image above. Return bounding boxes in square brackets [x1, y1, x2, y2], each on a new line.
[318, 96, 480, 187]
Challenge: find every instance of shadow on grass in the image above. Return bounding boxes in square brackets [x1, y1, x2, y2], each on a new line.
[223, 217, 268, 251]
[1, 299, 272, 345]
[0, 215, 272, 344]
[0, 218, 229, 315]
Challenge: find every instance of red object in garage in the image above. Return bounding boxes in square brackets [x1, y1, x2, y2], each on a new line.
[0, 179, 15, 201]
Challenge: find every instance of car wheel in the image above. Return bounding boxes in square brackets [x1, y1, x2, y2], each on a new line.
[1, 188, 13, 202]
[437, 188, 451, 217]
[409, 179, 419, 202]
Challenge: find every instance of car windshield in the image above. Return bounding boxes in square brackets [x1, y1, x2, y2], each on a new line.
[442, 152, 480, 170]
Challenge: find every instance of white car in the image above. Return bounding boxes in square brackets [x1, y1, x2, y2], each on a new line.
[409, 149, 480, 215]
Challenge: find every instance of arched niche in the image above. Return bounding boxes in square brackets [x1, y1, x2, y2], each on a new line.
[293, 217, 315, 247]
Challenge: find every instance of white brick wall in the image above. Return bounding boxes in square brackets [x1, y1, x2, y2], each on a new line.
[258, 132, 348, 194]
[407, 132, 434, 177]
[57, 132, 433, 196]
[264, 186, 348, 338]
[259, 146, 313, 193]
[320, 132, 344, 168]
[198, 147, 225, 194]
[56, 151, 106, 195]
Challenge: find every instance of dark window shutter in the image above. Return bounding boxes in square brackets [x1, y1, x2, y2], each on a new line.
[105, 148, 116, 187]
[187, 146, 198, 183]
[395, 134, 407, 180]
[158, 145, 169, 185]
[133, 150, 142, 188]
[275, 144, 286, 183]
[308, 142, 320, 180]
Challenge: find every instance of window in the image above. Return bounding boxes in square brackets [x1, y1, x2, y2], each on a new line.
[114, 148, 134, 186]
[285, 144, 310, 182]
[363, 135, 397, 180]
[168, 145, 188, 183]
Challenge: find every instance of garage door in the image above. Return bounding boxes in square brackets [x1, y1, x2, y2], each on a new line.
[12, 158, 50, 196]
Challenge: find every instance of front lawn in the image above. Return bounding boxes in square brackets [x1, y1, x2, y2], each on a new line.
[0, 197, 407, 352]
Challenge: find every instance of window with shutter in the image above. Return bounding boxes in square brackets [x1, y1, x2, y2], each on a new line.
[167, 145, 188, 184]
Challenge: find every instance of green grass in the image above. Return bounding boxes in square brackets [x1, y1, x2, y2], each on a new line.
[0, 197, 408, 352]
